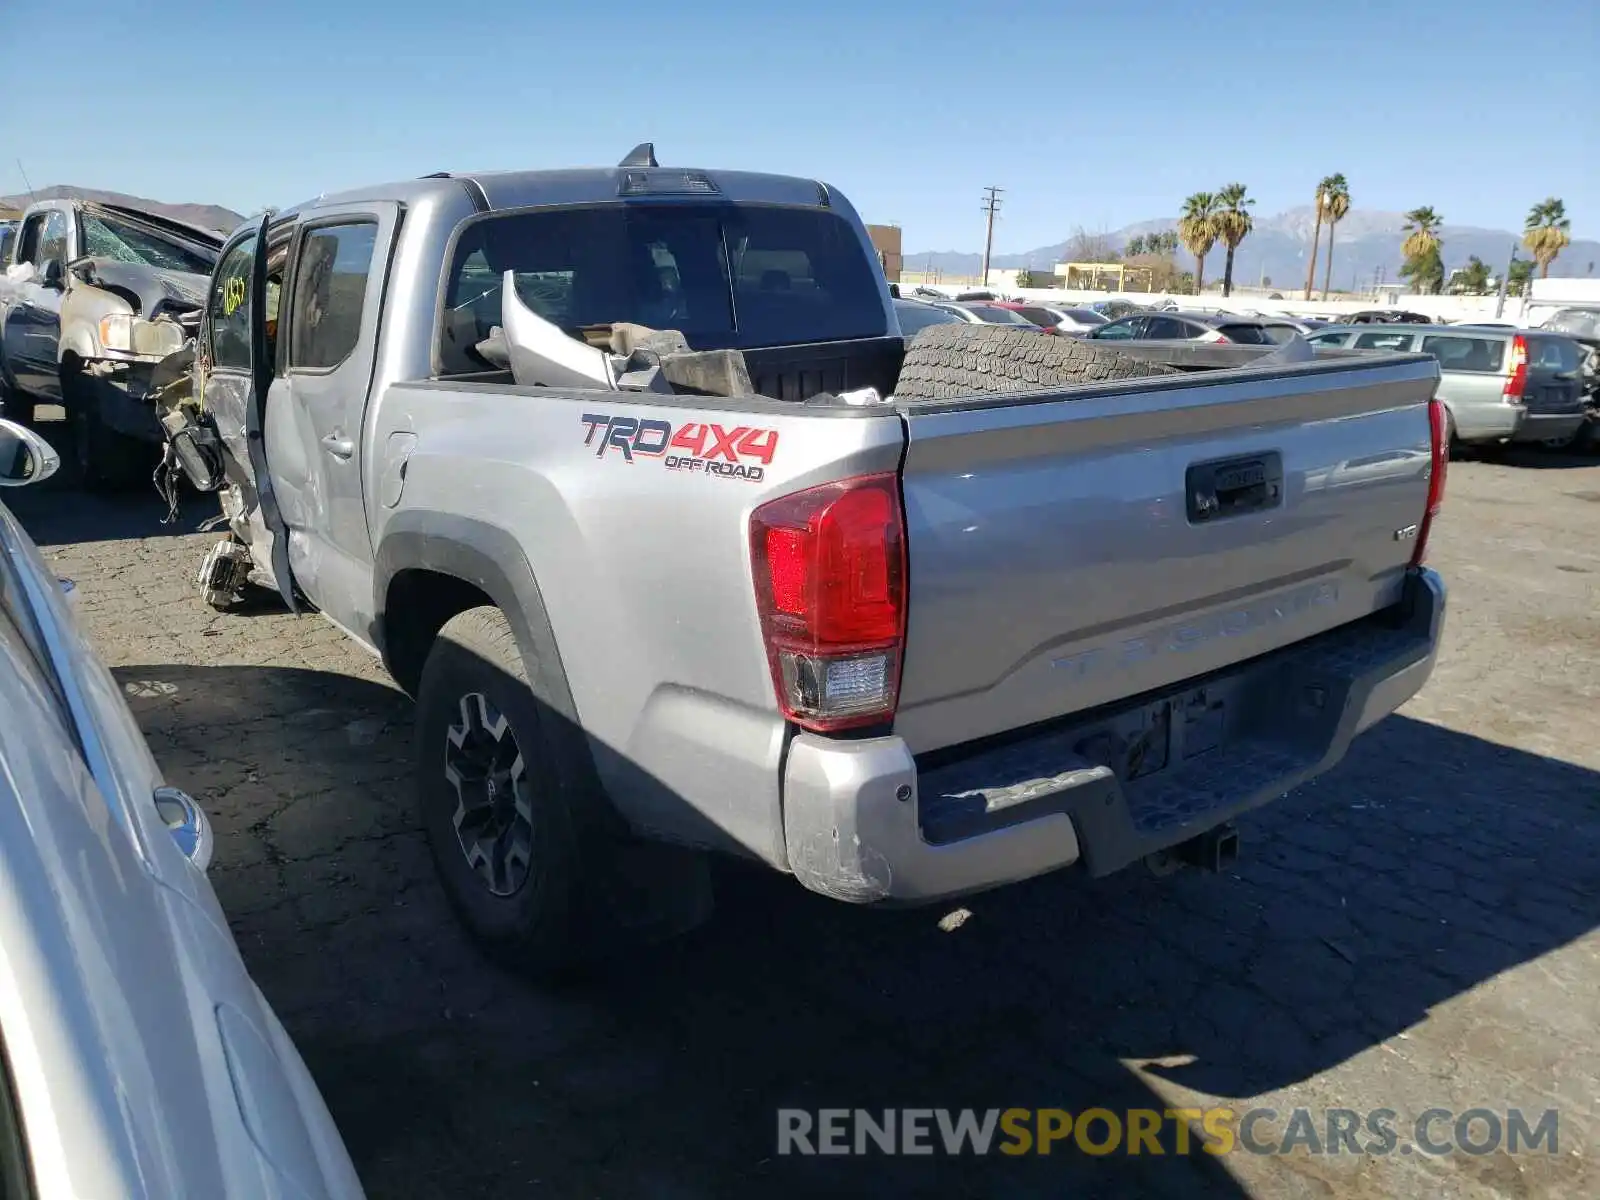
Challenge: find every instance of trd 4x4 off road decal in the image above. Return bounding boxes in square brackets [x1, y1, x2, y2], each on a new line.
[580, 413, 778, 482]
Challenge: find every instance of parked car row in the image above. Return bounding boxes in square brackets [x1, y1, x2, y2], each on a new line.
[890, 292, 1597, 453]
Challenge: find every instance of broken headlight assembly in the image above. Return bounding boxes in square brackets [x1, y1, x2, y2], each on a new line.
[98, 313, 188, 358]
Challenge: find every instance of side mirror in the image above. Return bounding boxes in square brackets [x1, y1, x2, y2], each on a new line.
[0, 419, 61, 486]
[40, 259, 64, 290]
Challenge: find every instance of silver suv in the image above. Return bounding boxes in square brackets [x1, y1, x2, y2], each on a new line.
[1310, 325, 1588, 448]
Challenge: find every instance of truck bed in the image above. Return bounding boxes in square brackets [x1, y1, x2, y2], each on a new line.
[401, 342, 1439, 766]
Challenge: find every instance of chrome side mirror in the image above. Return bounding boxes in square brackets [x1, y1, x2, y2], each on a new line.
[0, 419, 60, 487]
[153, 787, 214, 871]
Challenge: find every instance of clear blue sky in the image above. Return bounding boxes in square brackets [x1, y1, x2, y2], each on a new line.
[5, 0, 1595, 252]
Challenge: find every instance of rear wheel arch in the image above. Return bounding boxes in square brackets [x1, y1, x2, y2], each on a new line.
[373, 516, 581, 730]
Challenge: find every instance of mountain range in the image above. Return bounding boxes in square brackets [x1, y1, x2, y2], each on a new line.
[910, 206, 1600, 290]
[7, 189, 1594, 294]
[0, 186, 245, 236]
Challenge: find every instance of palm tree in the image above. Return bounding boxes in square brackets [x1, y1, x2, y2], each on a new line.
[1178, 192, 1218, 295]
[1212, 183, 1255, 298]
[1125, 234, 1147, 257]
[1401, 207, 1445, 294]
[1304, 175, 1337, 300]
[1401, 206, 1442, 261]
[1523, 197, 1571, 278]
[1319, 174, 1350, 299]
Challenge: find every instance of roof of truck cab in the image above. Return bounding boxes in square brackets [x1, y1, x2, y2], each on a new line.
[280, 167, 839, 219]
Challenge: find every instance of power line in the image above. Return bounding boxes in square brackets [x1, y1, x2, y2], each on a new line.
[980, 186, 1004, 287]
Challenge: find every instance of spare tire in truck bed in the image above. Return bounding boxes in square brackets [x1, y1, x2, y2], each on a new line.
[893, 324, 1179, 401]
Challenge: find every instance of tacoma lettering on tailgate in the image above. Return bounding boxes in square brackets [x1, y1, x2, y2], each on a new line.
[1051, 581, 1340, 681]
[580, 414, 777, 482]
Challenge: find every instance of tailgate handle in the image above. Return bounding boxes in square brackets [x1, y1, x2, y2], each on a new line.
[1187, 453, 1283, 523]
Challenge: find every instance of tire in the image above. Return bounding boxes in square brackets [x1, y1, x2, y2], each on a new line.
[73, 404, 155, 492]
[0, 373, 34, 426]
[64, 369, 156, 492]
[894, 323, 1180, 402]
[416, 606, 597, 981]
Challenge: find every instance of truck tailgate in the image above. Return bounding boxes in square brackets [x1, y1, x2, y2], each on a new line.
[894, 354, 1440, 755]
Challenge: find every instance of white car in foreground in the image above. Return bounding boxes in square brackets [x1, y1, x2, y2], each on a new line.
[0, 419, 364, 1199]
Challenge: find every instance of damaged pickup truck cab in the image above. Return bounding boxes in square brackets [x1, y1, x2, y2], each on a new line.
[0, 199, 222, 488]
[166, 147, 1449, 978]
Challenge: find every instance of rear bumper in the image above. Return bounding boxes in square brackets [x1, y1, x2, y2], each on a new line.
[781, 567, 1446, 905]
[1449, 401, 1521, 443]
[1510, 411, 1587, 443]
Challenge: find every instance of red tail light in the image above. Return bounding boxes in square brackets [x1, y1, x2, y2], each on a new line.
[1212, 334, 1232, 344]
[1503, 334, 1529, 403]
[1412, 397, 1449, 567]
[750, 474, 907, 732]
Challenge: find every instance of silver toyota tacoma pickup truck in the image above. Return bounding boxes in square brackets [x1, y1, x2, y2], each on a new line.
[158, 146, 1448, 977]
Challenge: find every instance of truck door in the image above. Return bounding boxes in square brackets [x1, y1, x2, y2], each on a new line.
[264, 203, 399, 639]
[2, 209, 70, 400]
[199, 216, 298, 611]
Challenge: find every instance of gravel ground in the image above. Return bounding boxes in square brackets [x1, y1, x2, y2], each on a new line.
[9, 436, 1599, 1200]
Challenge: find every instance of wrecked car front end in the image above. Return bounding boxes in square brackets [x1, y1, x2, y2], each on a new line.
[59, 257, 208, 443]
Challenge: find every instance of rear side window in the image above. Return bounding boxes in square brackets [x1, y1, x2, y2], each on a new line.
[439, 204, 887, 373]
[1309, 332, 1350, 347]
[1354, 331, 1414, 352]
[289, 222, 379, 370]
[1218, 324, 1271, 345]
[895, 302, 962, 335]
[1017, 307, 1057, 326]
[1143, 316, 1189, 339]
[1094, 317, 1142, 339]
[1420, 335, 1505, 373]
[969, 305, 1033, 325]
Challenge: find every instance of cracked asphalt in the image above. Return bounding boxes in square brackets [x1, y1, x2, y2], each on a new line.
[9, 436, 1599, 1200]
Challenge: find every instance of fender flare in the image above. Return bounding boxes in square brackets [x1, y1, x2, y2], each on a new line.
[373, 511, 583, 735]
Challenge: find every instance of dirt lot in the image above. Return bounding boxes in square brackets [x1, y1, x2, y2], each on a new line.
[9, 441, 1599, 1199]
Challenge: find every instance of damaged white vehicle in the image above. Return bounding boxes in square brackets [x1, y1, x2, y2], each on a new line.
[0, 200, 223, 488]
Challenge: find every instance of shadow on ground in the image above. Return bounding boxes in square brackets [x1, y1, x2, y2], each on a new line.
[1468, 442, 1600, 471]
[3, 416, 199, 546]
[114, 662, 1600, 1199]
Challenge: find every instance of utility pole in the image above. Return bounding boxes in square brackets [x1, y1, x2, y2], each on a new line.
[980, 186, 1003, 288]
[1494, 243, 1515, 319]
